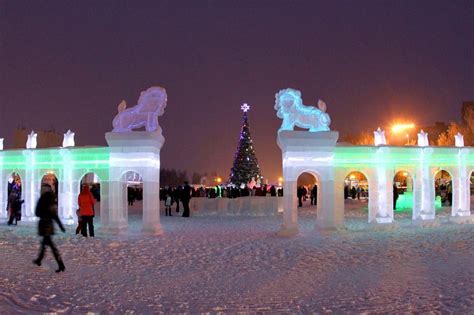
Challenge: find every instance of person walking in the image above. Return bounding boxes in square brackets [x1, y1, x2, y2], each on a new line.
[310, 184, 318, 205]
[33, 184, 66, 273]
[393, 184, 399, 210]
[78, 185, 96, 237]
[181, 181, 192, 217]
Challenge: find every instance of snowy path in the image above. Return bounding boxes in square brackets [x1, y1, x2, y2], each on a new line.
[0, 204, 473, 313]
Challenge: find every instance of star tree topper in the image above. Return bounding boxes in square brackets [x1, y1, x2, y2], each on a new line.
[241, 103, 250, 113]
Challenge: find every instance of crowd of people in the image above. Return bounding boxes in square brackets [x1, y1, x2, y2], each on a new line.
[160, 184, 283, 201]
[297, 185, 318, 207]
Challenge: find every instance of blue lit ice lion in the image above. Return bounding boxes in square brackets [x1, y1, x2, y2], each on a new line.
[274, 88, 331, 132]
[112, 86, 167, 133]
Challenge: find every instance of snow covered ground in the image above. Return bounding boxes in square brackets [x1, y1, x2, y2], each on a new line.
[0, 199, 473, 313]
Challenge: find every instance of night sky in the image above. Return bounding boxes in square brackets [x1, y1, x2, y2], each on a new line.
[1, 0, 473, 182]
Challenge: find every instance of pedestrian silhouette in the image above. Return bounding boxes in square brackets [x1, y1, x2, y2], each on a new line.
[33, 184, 66, 273]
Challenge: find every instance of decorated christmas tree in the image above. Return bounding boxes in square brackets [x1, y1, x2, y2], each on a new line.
[229, 103, 262, 186]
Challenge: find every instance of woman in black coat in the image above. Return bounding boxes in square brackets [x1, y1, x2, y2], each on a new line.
[33, 184, 66, 273]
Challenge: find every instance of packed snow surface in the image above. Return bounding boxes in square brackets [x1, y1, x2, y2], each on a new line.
[0, 200, 473, 313]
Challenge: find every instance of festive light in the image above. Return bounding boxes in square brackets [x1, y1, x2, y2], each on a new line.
[229, 103, 262, 185]
[391, 123, 415, 133]
[241, 103, 250, 112]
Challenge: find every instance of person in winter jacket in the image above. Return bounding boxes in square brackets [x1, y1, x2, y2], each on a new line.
[78, 185, 96, 237]
[33, 184, 66, 273]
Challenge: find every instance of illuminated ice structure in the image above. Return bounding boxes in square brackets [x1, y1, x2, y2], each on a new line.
[276, 88, 473, 235]
[62, 130, 75, 148]
[274, 88, 331, 132]
[112, 86, 167, 133]
[0, 86, 166, 235]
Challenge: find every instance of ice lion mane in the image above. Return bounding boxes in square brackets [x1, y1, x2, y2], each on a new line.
[274, 88, 331, 132]
[112, 86, 167, 133]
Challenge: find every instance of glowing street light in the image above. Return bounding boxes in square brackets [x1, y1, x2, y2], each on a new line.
[391, 123, 415, 133]
[390, 122, 415, 145]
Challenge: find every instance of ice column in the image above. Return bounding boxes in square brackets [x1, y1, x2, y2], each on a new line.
[374, 146, 392, 223]
[414, 147, 435, 220]
[454, 148, 471, 217]
[59, 149, 75, 224]
[23, 149, 40, 221]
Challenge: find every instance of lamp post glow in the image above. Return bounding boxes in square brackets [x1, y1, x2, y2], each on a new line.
[390, 122, 415, 145]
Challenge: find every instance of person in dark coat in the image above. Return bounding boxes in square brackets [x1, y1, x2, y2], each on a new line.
[7, 190, 23, 225]
[350, 186, 357, 199]
[297, 186, 303, 207]
[311, 184, 318, 205]
[127, 186, 135, 206]
[181, 181, 192, 217]
[174, 186, 181, 213]
[393, 184, 399, 210]
[33, 184, 66, 273]
[270, 185, 277, 197]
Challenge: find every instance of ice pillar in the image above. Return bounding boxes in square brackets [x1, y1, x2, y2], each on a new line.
[58, 149, 75, 224]
[23, 150, 40, 222]
[374, 147, 393, 223]
[454, 148, 471, 217]
[414, 147, 435, 220]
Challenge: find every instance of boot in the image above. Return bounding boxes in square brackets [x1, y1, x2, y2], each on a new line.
[56, 260, 65, 273]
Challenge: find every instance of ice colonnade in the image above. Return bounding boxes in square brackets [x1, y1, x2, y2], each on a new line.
[0, 131, 164, 234]
[0, 86, 168, 234]
[275, 88, 474, 235]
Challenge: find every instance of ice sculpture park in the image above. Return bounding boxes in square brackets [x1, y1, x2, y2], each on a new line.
[0, 86, 473, 236]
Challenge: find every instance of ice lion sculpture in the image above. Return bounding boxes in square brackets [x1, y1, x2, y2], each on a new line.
[112, 86, 167, 133]
[274, 88, 331, 132]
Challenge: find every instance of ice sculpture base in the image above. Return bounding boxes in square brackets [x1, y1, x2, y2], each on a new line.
[375, 214, 393, 224]
[105, 131, 165, 149]
[449, 215, 474, 224]
[142, 224, 163, 235]
[277, 224, 299, 237]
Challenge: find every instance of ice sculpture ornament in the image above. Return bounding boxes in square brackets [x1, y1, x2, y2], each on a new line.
[0, 138, 3, 150]
[373, 127, 387, 146]
[274, 88, 331, 132]
[112, 86, 167, 133]
[417, 130, 429, 147]
[455, 132, 464, 147]
[62, 130, 75, 148]
[26, 131, 37, 149]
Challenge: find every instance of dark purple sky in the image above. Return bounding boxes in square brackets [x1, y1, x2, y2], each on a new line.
[1, 0, 473, 182]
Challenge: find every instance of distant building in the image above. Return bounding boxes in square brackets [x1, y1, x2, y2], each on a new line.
[12, 128, 62, 149]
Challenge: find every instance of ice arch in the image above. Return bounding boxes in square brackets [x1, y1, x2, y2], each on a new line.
[277, 131, 474, 235]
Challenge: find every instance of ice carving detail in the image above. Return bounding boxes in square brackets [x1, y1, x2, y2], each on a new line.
[0, 138, 3, 150]
[112, 86, 167, 133]
[454, 132, 464, 147]
[26, 131, 37, 149]
[274, 88, 331, 132]
[373, 127, 387, 146]
[62, 130, 75, 148]
[417, 130, 429, 147]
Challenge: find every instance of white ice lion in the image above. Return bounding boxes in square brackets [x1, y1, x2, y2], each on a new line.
[274, 88, 331, 132]
[112, 86, 167, 133]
